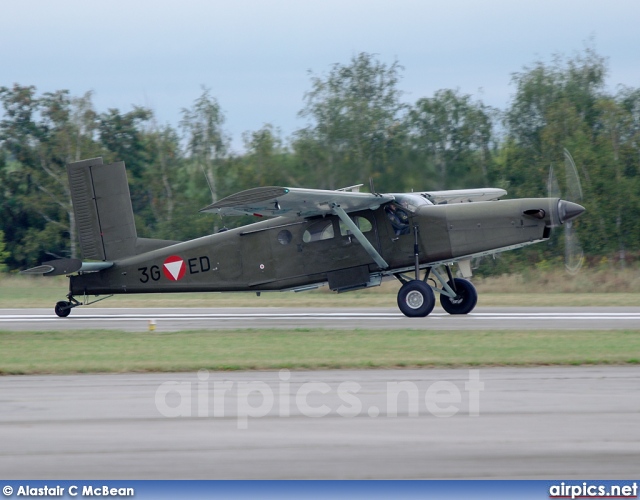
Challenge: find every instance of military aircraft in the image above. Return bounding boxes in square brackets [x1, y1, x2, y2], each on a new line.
[22, 157, 585, 318]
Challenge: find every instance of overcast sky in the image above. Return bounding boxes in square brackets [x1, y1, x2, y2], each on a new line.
[2, 0, 639, 152]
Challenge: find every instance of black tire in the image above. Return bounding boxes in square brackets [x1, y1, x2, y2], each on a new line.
[54, 301, 71, 318]
[439, 278, 478, 315]
[397, 280, 436, 317]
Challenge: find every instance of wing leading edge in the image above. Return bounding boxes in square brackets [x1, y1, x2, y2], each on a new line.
[418, 188, 507, 205]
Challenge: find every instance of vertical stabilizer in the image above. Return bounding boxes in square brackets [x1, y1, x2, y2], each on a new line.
[67, 158, 138, 260]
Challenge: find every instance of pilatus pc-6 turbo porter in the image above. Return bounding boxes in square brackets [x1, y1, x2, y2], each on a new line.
[23, 157, 585, 318]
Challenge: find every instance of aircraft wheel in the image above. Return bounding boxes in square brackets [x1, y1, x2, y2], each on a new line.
[397, 280, 435, 317]
[439, 278, 478, 315]
[54, 301, 72, 318]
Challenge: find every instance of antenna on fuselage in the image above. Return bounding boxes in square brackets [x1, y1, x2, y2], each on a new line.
[200, 164, 222, 233]
[200, 164, 215, 203]
[369, 177, 379, 196]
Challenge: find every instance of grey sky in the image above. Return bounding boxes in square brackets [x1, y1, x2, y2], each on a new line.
[2, 0, 638, 152]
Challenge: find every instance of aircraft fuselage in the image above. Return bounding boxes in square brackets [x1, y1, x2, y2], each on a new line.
[69, 197, 557, 296]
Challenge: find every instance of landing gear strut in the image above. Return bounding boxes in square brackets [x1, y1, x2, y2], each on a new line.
[395, 224, 435, 317]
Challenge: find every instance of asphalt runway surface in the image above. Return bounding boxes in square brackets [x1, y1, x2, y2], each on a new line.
[1, 366, 639, 479]
[2, 306, 640, 331]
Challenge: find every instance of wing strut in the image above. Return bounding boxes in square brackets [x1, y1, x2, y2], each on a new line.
[331, 205, 389, 270]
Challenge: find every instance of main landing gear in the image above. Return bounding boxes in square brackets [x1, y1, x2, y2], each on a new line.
[394, 267, 478, 318]
[394, 225, 477, 318]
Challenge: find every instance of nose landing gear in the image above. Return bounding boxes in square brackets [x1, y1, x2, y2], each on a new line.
[439, 277, 478, 315]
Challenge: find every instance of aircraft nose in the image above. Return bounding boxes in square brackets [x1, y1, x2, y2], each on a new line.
[558, 200, 585, 224]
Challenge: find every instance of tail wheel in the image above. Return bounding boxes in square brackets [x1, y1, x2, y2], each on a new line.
[54, 301, 72, 318]
[439, 278, 478, 315]
[397, 280, 436, 317]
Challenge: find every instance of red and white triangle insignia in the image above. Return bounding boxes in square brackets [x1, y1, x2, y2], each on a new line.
[163, 256, 186, 281]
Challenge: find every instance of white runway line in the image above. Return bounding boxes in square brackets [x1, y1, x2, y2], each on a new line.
[2, 312, 640, 322]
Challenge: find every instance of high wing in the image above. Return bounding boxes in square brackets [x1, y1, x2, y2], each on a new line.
[417, 188, 507, 205]
[200, 186, 395, 218]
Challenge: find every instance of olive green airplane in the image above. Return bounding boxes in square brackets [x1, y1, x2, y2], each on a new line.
[23, 156, 585, 318]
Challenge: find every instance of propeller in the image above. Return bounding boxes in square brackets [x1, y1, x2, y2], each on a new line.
[547, 149, 585, 274]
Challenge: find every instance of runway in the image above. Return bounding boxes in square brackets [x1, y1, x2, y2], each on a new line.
[1, 366, 639, 479]
[3, 306, 639, 478]
[2, 306, 640, 331]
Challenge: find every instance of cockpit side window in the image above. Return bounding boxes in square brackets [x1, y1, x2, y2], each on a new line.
[385, 203, 411, 235]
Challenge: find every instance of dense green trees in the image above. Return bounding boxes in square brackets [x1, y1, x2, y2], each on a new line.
[0, 230, 8, 272]
[408, 89, 495, 189]
[498, 48, 639, 266]
[295, 53, 406, 190]
[1, 49, 638, 272]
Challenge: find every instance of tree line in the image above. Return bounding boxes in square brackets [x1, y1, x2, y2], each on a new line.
[1, 48, 638, 274]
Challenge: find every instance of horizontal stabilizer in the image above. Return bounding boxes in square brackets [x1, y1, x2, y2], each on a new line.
[21, 258, 113, 276]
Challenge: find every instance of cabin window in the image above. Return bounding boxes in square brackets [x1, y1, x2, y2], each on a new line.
[277, 229, 293, 245]
[303, 220, 335, 243]
[339, 216, 373, 236]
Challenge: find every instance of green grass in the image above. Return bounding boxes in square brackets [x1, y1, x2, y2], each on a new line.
[1, 328, 639, 374]
[3, 273, 639, 374]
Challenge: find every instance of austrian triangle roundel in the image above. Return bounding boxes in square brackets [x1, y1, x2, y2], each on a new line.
[163, 255, 186, 281]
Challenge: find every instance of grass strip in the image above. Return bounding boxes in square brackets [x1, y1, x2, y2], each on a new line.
[1, 329, 639, 375]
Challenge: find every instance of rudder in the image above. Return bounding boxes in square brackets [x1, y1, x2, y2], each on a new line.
[67, 157, 138, 261]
